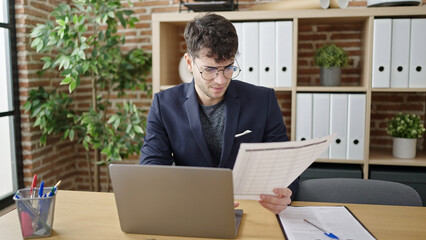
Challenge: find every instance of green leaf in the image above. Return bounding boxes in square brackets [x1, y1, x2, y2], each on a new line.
[69, 80, 77, 93]
[60, 76, 72, 85]
[134, 125, 143, 134]
[69, 129, 75, 141]
[56, 19, 66, 26]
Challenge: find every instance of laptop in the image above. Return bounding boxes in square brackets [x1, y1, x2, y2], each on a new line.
[109, 164, 243, 238]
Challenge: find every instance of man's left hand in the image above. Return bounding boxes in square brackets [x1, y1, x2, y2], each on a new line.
[258, 188, 292, 214]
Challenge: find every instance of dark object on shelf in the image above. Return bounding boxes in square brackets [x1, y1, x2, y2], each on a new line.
[179, 0, 238, 12]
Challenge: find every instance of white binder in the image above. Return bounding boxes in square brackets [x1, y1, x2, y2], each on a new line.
[390, 19, 411, 88]
[346, 94, 366, 160]
[276, 21, 293, 88]
[409, 18, 426, 88]
[242, 22, 259, 85]
[329, 94, 348, 159]
[233, 22, 244, 81]
[259, 21, 276, 87]
[312, 93, 330, 159]
[372, 19, 392, 88]
[296, 93, 312, 142]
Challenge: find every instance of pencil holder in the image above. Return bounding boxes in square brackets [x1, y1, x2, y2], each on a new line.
[13, 188, 56, 238]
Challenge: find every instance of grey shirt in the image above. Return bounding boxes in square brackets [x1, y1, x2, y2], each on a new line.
[199, 99, 226, 167]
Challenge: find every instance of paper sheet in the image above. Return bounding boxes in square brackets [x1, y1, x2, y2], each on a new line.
[233, 134, 335, 199]
[278, 206, 376, 240]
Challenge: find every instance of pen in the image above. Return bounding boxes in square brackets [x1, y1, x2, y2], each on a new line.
[38, 181, 44, 198]
[30, 174, 37, 198]
[48, 180, 61, 197]
[304, 219, 339, 239]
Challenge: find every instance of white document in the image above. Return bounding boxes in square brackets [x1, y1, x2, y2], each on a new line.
[242, 22, 259, 86]
[296, 93, 312, 142]
[233, 134, 335, 199]
[372, 19, 391, 88]
[312, 94, 330, 159]
[276, 21, 293, 87]
[329, 94, 348, 159]
[278, 206, 376, 240]
[409, 19, 426, 88]
[233, 22, 244, 81]
[391, 19, 411, 88]
[347, 94, 366, 160]
[259, 21, 276, 87]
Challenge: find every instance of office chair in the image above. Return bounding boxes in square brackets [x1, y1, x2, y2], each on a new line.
[295, 178, 422, 206]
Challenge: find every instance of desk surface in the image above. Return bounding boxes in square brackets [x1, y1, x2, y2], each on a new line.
[1, 190, 425, 239]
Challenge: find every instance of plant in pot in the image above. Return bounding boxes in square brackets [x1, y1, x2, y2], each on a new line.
[314, 44, 348, 86]
[24, 0, 151, 191]
[386, 113, 425, 159]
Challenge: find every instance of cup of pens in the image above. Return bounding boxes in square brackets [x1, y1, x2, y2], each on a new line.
[13, 186, 57, 238]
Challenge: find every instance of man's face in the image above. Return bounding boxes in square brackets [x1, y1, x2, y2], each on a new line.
[185, 48, 234, 106]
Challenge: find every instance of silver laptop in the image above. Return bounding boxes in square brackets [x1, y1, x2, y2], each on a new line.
[109, 164, 243, 238]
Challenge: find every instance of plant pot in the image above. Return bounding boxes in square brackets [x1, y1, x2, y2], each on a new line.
[320, 66, 342, 86]
[392, 137, 417, 159]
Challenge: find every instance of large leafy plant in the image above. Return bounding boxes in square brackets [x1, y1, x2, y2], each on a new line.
[387, 113, 425, 139]
[24, 0, 151, 191]
[314, 44, 348, 68]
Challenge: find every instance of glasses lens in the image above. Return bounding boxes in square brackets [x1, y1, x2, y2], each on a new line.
[224, 66, 240, 79]
[201, 67, 217, 80]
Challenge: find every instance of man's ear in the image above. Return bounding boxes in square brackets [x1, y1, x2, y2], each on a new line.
[184, 53, 193, 72]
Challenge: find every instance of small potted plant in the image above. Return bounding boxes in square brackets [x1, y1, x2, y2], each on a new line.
[386, 113, 426, 159]
[314, 44, 348, 86]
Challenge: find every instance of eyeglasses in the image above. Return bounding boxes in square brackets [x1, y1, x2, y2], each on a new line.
[192, 59, 241, 81]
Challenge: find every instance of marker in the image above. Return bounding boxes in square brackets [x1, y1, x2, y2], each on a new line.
[304, 219, 339, 239]
[49, 180, 61, 197]
[30, 174, 37, 198]
[38, 181, 44, 198]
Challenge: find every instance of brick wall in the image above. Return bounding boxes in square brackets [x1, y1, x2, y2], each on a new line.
[15, 0, 426, 191]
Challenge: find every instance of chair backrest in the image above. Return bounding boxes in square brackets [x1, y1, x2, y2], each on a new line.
[295, 178, 422, 206]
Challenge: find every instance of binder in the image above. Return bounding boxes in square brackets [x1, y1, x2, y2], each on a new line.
[312, 94, 330, 159]
[372, 19, 392, 88]
[233, 22, 244, 81]
[259, 21, 276, 87]
[329, 94, 348, 159]
[296, 93, 312, 142]
[276, 21, 293, 87]
[409, 19, 426, 88]
[390, 19, 411, 88]
[346, 94, 366, 160]
[242, 22, 259, 85]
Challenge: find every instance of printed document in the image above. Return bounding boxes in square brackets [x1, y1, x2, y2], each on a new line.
[278, 206, 376, 240]
[233, 134, 335, 199]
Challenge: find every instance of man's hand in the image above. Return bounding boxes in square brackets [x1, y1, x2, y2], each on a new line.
[258, 188, 292, 214]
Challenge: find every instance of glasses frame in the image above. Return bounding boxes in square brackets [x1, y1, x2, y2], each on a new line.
[192, 57, 241, 81]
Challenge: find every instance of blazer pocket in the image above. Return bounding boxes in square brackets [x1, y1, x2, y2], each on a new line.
[234, 129, 260, 143]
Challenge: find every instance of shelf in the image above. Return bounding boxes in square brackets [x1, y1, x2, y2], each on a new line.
[369, 148, 426, 167]
[296, 86, 367, 92]
[372, 88, 426, 93]
[274, 87, 292, 92]
[315, 159, 365, 164]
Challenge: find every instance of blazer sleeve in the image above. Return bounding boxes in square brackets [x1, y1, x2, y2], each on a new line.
[140, 94, 174, 165]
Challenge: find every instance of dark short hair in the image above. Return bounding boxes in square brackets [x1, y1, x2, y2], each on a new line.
[184, 13, 238, 62]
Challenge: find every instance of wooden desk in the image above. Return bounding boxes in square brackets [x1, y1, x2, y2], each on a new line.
[1, 190, 425, 239]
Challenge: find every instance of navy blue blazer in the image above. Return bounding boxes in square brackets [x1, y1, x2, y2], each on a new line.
[140, 80, 299, 195]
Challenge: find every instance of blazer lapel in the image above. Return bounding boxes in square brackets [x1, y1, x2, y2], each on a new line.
[220, 81, 240, 167]
[184, 81, 212, 166]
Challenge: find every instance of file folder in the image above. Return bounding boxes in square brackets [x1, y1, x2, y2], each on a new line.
[372, 19, 391, 88]
[329, 94, 348, 159]
[296, 93, 312, 142]
[312, 94, 330, 159]
[242, 22, 259, 85]
[346, 94, 366, 160]
[390, 19, 411, 88]
[409, 19, 426, 88]
[259, 21, 276, 87]
[233, 22, 244, 81]
[276, 21, 293, 87]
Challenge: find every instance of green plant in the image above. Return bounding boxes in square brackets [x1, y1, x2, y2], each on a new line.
[314, 44, 348, 68]
[387, 113, 426, 139]
[24, 0, 151, 191]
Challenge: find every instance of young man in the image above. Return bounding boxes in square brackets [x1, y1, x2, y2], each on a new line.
[140, 13, 298, 214]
